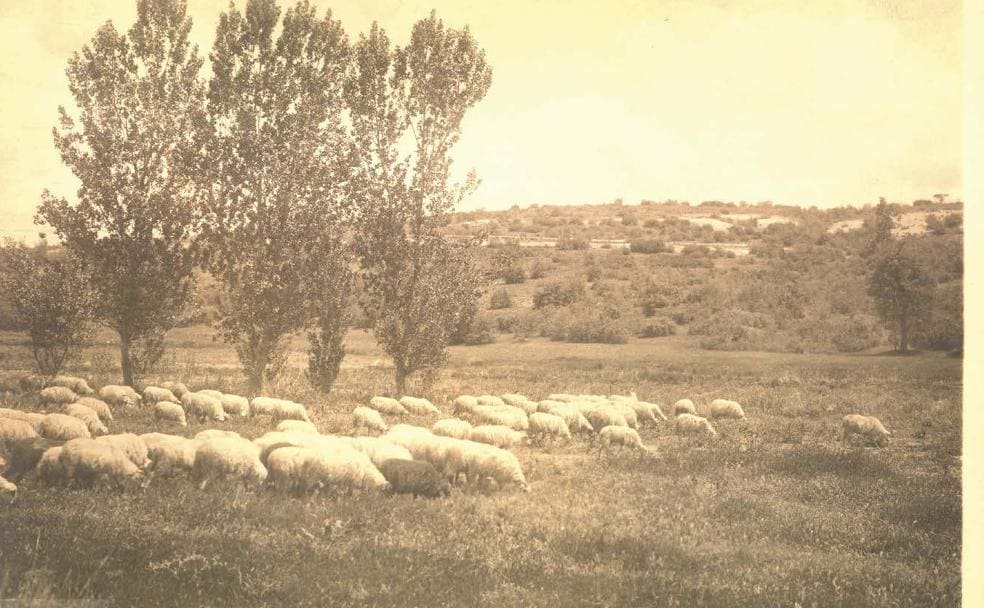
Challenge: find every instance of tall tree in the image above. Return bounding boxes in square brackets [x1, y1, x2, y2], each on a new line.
[347, 15, 492, 395]
[201, 0, 353, 394]
[36, 0, 206, 385]
[867, 241, 935, 352]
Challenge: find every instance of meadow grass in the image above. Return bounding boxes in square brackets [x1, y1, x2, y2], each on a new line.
[0, 328, 961, 607]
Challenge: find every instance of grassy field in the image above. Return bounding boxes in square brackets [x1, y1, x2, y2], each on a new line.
[0, 327, 962, 607]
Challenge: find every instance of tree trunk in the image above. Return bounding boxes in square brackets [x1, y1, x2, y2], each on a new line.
[120, 330, 134, 387]
[899, 316, 910, 352]
[394, 359, 408, 397]
[246, 350, 268, 396]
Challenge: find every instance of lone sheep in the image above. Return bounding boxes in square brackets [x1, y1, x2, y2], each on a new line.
[353, 406, 388, 435]
[153, 401, 188, 427]
[598, 425, 648, 452]
[39, 414, 91, 441]
[675, 413, 717, 436]
[39, 386, 79, 407]
[841, 415, 890, 447]
[710, 399, 746, 419]
[672, 399, 698, 417]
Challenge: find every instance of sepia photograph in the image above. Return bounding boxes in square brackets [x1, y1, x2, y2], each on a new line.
[0, 0, 977, 605]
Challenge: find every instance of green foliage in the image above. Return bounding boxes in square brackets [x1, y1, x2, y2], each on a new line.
[348, 14, 492, 393]
[36, 0, 206, 384]
[201, 0, 353, 393]
[532, 281, 584, 309]
[0, 242, 93, 379]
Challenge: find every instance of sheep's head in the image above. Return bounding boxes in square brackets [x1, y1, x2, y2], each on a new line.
[0, 479, 16, 503]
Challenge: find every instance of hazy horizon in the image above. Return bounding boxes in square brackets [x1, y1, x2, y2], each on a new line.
[0, 0, 963, 240]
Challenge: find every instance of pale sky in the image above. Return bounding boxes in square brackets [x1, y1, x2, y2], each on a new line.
[0, 0, 964, 240]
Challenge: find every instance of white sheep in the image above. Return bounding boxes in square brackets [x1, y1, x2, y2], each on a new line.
[159, 381, 190, 399]
[219, 393, 250, 417]
[267, 445, 388, 494]
[608, 403, 639, 429]
[598, 425, 649, 452]
[528, 412, 572, 441]
[36, 446, 65, 484]
[471, 405, 529, 431]
[542, 404, 594, 434]
[75, 397, 114, 424]
[537, 399, 569, 413]
[182, 392, 228, 423]
[194, 429, 244, 442]
[98, 385, 141, 409]
[64, 403, 109, 436]
[452, 395, 479, 416]
[501, 394, 538, 415]
[353, 406, 388, 435]
[637, 400, 668, 422]
[456, 443, 529, 492]
[432, 418, 473, 440]
[476, 395, 506, 407]
[584, 408, 628, 432]
[369, 396, 409, 416]
[1, 417, 41, 448]
[143, 386, 179, 404]
[94, 433, 151, 469]
[250, 396, 280, 417]
[50, 375, 95, 395]
[710, 399, 746, 419]
[141, 433, 200, 477]
[0, 474, 16, 502]
[469, 425, 527, 449]
[59, 438, 146, 488]
[675, 413, 717, 436]
[276, 419, 319, 434]
[841, 415, 891, 447]
[546, 393, 578, 403]
[399, 396, 441, 416]
[346, 436, 413, 469]
[39, 386, 79, 407]
[672, 398, 698, 416]
[192, 436, 267, 489]
[39, 413, 91, 441]
[153, 401, 188, 427]
[269, 400, 312, 423]
[198, 389, 224, 399]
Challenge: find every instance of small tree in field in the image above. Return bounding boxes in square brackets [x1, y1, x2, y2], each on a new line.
[0, 242, 92, 381]
[200, 0, 353, 394]
[36, 0, 206, 385]
[347, 16, 492, 394]
[867, 241, 935, 352]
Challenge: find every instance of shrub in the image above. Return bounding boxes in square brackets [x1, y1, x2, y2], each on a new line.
[556, 236, 589, 250]
[639, 318, 676, 338]
[532, 281, 584, 309]
[502, 264, 527, 284]
[529, 260, 548, 279]
[545, 300, 628, 344]
[489, 288, 512, 310]
[629, 239, 669, 254]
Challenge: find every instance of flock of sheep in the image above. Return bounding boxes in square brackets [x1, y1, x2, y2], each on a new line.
[0, 373, 892, 503]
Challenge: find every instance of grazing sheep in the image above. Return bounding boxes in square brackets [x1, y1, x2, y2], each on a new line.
[0, 437, 61, 482]
[192, 436, 267, 490]
[472, 405, 529, 431]
[476, 395, 506, 407]
[182, 392, 227, 423]
[378, 458, 450, 498]
[452, 395, 479, 416]
[500, 393, 530, 407]
[39, 414, 91, 441]
[347, 436, 413, 469]
[266, 445, 387, 494]
[598, 425, 648, 452]
[250, 396, 279, 417]
[542, 404, 594, 434]
[369, 396, 409, 416]
[675, 413, 717, 436]
[458, 443, 530, 492]
[607, 403, 639, 429]
[64, 403, 109, 436]
[153, 401, 188, 427]
[198, 389, 224, 399]
[219, 393, 250, 417]
[75, 397, 113, 423]
[99, 385, 141, 409]
[143, 386, 179, 404]
[0, 474, 16, 502]
[59, 438, 146, 488]
[159, 381, 190, 400]
[194, 429, 243, 442]
[546, 393, 578, 403]
[625, 402, 659, 426]
[537, 399, 569, 413]
[39, 386, 79, 407]
[432, 418, 473, 440]
[276, 420, 318, 434]
[140, 433, 200, 477]
[36, 446, 65, 484]
[841, 415, 891, 447]
[710, 399, 746, 419]
[269, 400, 312, 423]
[638, 400, 668, 422]
[672, 399, 698, 417]
[50, 375, 95, 395]
[1, 417, 41, 448]
[353, 406, 388, 435]
[528, 412, 572, 441]
[584, 408, 628, 433]
[399, 396, 441, 416]
[469, 425, 527, 449]
[95, 433, 151, 469]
